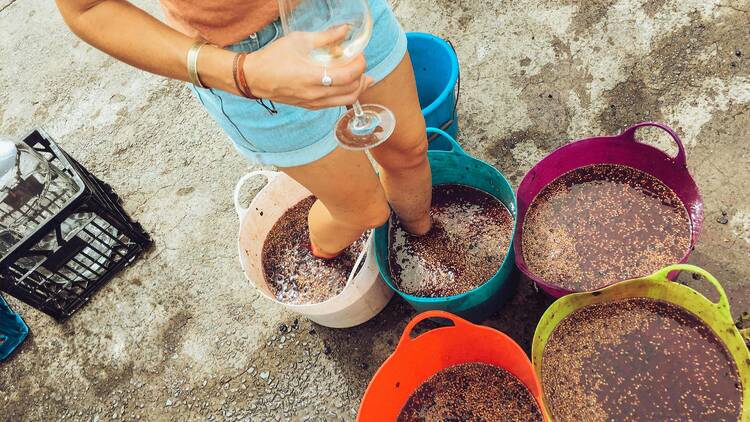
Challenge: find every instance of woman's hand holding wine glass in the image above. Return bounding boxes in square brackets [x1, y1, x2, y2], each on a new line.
[243, 26, 373, 110]
[279, 0, 396, 150]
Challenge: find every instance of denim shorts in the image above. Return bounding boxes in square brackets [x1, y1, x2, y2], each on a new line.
[191, 0, 407, 167]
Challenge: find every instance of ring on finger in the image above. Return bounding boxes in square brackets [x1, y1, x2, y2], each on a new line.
[321, 66, 333, 87]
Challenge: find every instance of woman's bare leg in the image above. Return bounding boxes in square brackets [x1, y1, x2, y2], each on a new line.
[362, 53, 432, 235]
[281, 147, 391, 257]
[280, 52, 431, 257]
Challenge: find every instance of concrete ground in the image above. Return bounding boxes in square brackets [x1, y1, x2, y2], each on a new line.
[1, 0, 749, 420]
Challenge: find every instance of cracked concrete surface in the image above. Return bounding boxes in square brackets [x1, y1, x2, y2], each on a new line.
[1, 0, 749, 420]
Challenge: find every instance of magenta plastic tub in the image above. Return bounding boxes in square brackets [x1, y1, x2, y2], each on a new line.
[514, 122, 704, 298]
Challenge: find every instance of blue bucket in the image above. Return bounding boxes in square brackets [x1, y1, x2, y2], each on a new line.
[407, 33, 460, 150]
[0, 294, 28, 361]
[374, 128, 518, 322]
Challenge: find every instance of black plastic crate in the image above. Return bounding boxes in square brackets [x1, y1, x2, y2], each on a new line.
[0, 129, 152, 320]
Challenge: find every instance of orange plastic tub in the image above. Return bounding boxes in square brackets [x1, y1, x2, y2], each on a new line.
[358, 310, 548, 421]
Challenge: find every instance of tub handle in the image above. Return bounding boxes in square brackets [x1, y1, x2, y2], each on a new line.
[347, 248, 368, 285]
[621, 122, 687, 169]
[426, 127, 468, 157]
[652, 264, 732, 322]
[233, 170, 280, 221]
[397, 310, 472, 349]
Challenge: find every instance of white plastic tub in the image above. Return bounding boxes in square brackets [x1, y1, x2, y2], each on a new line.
[234, 171, 393, 328]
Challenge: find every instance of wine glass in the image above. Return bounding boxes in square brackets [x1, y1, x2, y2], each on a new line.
[278, 0, 396, 150]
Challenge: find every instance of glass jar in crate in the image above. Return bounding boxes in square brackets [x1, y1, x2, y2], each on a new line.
[0, 138, 78, 252]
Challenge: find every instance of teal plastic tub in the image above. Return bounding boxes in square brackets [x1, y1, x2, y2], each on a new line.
[0, 294, 28, 361]
[374, 128, 518, 322]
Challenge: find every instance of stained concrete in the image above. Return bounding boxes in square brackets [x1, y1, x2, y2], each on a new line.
[0, 0, 749, 420]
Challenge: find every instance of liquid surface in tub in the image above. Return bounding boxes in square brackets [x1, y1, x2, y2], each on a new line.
[389, 184, 513, 297]
[542, 298, 743, 421]
[522, 164, 692, 291]
[398, 362, 543, 422]
[261, 196, 367, 305]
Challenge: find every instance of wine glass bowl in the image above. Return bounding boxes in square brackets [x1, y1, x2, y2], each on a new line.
[278, 0, 396, 150]
[279, 1, 371, 64]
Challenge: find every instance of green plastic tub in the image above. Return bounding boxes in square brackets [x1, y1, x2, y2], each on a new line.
[532, 264, 749, 420]
[373, 128, 518, 322]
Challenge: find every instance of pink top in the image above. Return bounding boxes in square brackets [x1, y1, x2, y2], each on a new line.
[159, 0, 279, 47]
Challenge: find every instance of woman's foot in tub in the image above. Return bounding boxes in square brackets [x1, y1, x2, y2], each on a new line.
[401, 215, 433, 237]
[308, 238, 344, 260]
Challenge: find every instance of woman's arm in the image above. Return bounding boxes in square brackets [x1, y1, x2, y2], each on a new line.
[56, 0, 370, 109]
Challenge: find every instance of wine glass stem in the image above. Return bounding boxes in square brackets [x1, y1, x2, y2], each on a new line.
[351, 100, 370, 129]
